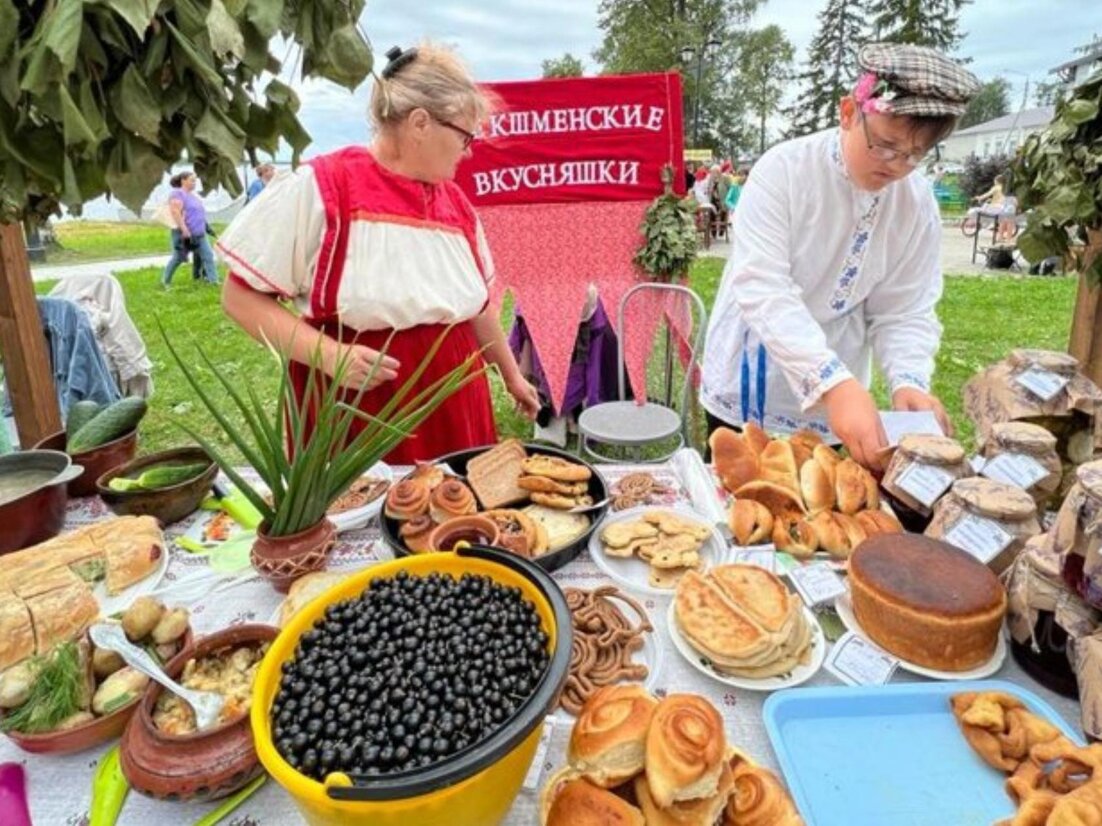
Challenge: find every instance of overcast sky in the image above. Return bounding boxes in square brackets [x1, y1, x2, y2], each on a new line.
[285, 0, 1099, 155]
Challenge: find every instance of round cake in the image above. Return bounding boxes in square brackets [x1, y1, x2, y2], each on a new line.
[848, 534, 1007, 671]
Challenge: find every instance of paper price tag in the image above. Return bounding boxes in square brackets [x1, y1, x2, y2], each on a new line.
[825, 631, 899, 686]
[1015, 368, 1069, 402]
[944, 513, 1014, 564]
[731, 548, 777, 571]
[788, 562, 846, 607]
[879, 410, 943, 446]
[522, 719, 555, 791]
[896, 462, 954, 508]
[970, 454, 987, 474]
[981, 452, 1050, 489]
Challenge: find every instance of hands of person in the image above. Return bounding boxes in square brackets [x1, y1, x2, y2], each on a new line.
[822, 378, 889, 471]
[505, 374, 540, 420]
[326, 341, 400, 392]
[892, 386, 953, 436]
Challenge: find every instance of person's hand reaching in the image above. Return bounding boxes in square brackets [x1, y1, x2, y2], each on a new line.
[326, 342, 400, 391]
[822, 378, 889, 470]
[506, 375, 540, 420]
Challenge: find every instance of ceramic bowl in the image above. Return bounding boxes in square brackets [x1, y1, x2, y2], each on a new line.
[96, 447, 217, 526]
[120, 624, 277, 802]
[36, 428, 138, 498]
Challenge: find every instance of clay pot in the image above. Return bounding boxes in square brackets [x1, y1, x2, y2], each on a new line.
[96, 447, 217, 526]
[120, 624, 277, 802]
[428, 515, 501, 552]
[251, 518, 336, 593]
[35, 428, 138, 498]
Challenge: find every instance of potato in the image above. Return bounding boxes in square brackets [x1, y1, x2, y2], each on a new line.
[150, 607, 189, 644]
[92, 667, 149, 715]
[92, 647, 125, 680]
[0, 661, 41, 709]
[122, 597, 165, 641]
[154, 642, 180, 664]
[56, 711, 95, 730]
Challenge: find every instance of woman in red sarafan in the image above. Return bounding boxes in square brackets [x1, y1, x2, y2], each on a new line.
[216, 43, 539, 463]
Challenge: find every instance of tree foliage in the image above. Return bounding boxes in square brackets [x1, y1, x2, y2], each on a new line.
[960, 77, 1010, 129]
[958, 152, 1012, 199]
[868, 0, 968, 51]
[541, 53, 585, 78]
[594, 0, 762, 155]
[0, 0, 374, 224]
[786, 0, 868, 137]
[740, 25, 795, 153]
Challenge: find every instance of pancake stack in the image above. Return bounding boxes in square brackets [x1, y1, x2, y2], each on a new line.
[673, 565, 812, 679]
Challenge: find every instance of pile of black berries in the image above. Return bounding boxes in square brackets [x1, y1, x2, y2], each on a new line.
[270, 571, 551, 781]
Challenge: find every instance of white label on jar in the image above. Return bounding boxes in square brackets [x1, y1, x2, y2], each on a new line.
[825, 631, 899, 686]
[943, 513, 1014, 564]
[789, 562, 847, 607]
[523, 719, 555, 790]
[1015, 368, 1070, 401]
[897, 462, 955, 508]
[982, 452, 1050, 489]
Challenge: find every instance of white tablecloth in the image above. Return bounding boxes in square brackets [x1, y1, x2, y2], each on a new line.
[1, 462, 1084, 825]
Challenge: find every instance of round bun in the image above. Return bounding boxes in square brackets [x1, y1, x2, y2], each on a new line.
[544, 777, 644, 826]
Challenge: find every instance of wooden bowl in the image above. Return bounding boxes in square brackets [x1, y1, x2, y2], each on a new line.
[120, 624, 277, 802]
[96, 447, 217, 526]
[35, 428, 139, 498]
[1, 628, 194, 755]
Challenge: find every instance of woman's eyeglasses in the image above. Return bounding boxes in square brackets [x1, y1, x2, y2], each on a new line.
[860, 114, 938, 167]
[435, 118, 478, 150]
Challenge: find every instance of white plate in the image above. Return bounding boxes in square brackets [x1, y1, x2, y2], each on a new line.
[667, 599, 826, 692]
[327, 462, 393, 533]
[834, 591, 1007, 681]
[550, 592, 663, 722]
[97, 540, 170, 616]
[589, 505, 732, 596]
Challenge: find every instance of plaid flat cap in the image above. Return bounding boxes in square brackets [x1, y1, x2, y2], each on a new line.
[857, 43, 980, 117]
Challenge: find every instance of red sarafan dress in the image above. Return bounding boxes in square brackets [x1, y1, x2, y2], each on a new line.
[216, 147, 498, 463]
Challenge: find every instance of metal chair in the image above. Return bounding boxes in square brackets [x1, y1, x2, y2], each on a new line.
[577, 282, 708, 463]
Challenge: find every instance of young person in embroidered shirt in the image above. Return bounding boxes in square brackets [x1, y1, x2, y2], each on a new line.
[699, 43, 979, 468]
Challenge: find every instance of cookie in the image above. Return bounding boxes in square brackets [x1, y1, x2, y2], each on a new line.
[642, 511, 710, 541]
[601, 520, 659, 548]
[648, 566, 689, 590]
[650, 548, 701, 570]
[530, 491, 579, 510]
[521, 455, 593, 483]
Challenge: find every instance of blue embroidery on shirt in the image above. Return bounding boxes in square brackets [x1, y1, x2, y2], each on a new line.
[892, 372, 931, 392]
[830, 195, 881, 312]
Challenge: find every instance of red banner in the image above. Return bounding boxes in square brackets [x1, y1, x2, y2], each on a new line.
[456, 72, 684, 207]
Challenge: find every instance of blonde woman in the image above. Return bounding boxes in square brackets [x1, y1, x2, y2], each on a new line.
[216, 44, 538, 462]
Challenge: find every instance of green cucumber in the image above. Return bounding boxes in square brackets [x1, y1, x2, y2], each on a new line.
[65, 400, 102, 446]
[68, 397, 147, 454]
[135, 462, 210, 489]
[108, 477, 144, 493]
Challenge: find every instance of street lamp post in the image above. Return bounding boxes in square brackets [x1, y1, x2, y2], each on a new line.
[681, 38, 722, 148]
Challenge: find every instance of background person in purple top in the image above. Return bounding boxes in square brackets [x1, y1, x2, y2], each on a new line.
[161, 171, 218, 287]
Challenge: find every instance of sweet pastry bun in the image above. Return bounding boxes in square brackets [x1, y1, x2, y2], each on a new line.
[428, 478, 477, 523]
[758, 441, 799, 493]
[742, 422, 771, 457]
[542, 775, 644, 826]
[724, 756, 804, 826]
[734, 481, 807, 519]
[710, 427, 759, 495]
[384, 479, 431, 521]
[729, 500, 773, 546]
[398, 515, 435, 553]
[799, 459, 835, 514]
[772, 516, 818, 559]
[635, 760, 734, 826]
[645, 693, 726, 808]
[568, 684, 658, 788]
[834, 458, 868, 515]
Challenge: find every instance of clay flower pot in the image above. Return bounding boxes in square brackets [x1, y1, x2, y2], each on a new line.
[250, 518, 336, 593]
[120, 624, 276, 802]
[428, 515, 500, 552]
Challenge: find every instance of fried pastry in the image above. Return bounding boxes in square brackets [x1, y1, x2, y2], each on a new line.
[729, 499, 774, 546]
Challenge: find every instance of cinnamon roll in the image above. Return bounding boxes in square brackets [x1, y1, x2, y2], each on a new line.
[429, 479, 477, 523]
[384, 479, 430, 521]
[568, 684, 657, 788]
[645, 693, 726, 809]
[399, 515, 435, 553]
[723, 756, 803, 826]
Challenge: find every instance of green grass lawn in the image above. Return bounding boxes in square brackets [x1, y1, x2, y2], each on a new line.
[33, 260, 1077, 461]
[44, 221, 227, 265]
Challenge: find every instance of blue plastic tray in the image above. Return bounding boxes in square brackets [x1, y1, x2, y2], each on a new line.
[763, 680, 1083, 826]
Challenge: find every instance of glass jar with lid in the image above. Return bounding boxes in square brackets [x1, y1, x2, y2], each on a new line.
[882, 434, 973, 530]
[1054, 460, 1102, 610]
[979, 421, 1062, 510]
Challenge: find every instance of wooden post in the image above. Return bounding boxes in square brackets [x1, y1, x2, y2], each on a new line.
[0, 221, 61, 446]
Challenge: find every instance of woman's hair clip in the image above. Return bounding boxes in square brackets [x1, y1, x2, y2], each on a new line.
[382, 46, 418, 79]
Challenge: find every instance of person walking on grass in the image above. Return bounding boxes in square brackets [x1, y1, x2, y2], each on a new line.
[161, 171, 218, 287]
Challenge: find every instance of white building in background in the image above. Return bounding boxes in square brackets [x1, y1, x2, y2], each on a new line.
[1050, 36, 1102, 93]
[940, 106, 1054, 162]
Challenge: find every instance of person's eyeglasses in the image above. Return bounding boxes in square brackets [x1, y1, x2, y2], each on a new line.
[860, 114, 938, 167]
[435, 118, 478, 150]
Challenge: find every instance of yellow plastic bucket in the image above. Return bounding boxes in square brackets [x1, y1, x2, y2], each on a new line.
[251, 545, 572, 826]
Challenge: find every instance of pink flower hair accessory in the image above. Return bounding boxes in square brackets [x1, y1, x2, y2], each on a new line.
[853, 71, 897, 115]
